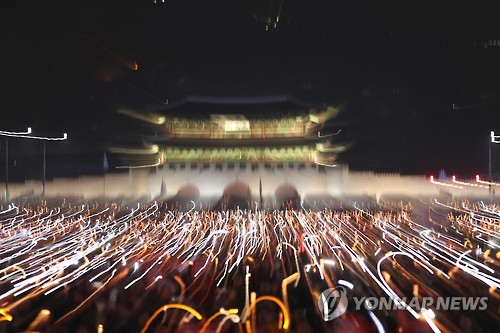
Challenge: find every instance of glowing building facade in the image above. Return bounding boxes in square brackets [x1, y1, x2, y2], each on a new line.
[111, 95, 349, 169]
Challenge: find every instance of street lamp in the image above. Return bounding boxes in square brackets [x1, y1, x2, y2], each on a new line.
[1, 128, 67, 201]
[488, 131, 500, 197]
[489, 131, 500, 179]
[1, 127, 33, 202]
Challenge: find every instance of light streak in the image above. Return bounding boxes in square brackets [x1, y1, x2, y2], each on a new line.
[82, 34, 138, 71]
[282, 272, 300, 311]
[55, 269, 118, 325]
[338, 279, 354, 290]
[0, 308, 13, 322]
[317, 129, 342, 137]
[115, 158, 161, 169]
[140, 304, 202, 333]
[313, 156, 336, 168]
[0, 198, 497, 331]
[491, 131, 500, 143]
[0, 131, 67, 141]
[201, 308, 239, 333]
[240, 265, 251, 322]
[430, 176, 463, 189]
[245, 295, 290, 330]
[0, 127, 32, 135]
[421, 308, 441, 333]
[368, 311, 386, 333]
[475, 175, 500, 186]
[452, 175, 488, 188]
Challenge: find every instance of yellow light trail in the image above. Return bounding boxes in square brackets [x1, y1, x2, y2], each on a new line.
[245, 295, 290, 331]
[140, 304, 202, 333]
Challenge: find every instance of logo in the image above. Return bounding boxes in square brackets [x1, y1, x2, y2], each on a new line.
[318, 286, 348, 321]
[352, 296, 488, 311]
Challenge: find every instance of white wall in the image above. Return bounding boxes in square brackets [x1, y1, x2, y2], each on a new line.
[147, 163, 329, 199]
[1, 164, 494, 201]
[1, 169, 149, 200]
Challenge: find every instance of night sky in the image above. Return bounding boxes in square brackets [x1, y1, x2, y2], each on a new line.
[2, 0, 500, 180]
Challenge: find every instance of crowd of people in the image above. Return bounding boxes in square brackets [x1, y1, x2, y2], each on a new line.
[0, 197, 498, 332]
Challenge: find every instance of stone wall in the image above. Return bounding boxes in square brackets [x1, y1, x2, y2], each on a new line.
[1, 164, 494, 202]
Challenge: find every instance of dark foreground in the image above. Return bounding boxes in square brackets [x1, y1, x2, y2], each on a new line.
[0, 198, 498, 332]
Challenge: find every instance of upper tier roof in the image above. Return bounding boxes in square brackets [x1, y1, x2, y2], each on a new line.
[148, 95, 328, 118]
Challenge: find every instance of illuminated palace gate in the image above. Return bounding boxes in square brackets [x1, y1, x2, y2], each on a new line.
[110, 95, 349, 203]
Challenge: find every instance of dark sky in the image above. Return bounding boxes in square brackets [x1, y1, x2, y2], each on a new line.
[2, 0, 500, 179]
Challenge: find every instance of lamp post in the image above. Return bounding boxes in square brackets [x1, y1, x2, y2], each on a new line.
[490, 131, 500, 178]
[1, 128, 32, 202]
[489, 131, 500, 197]
[0, 128, 67, 201]
[42, 141, 46, 197]
[4, 137, 8, 202]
